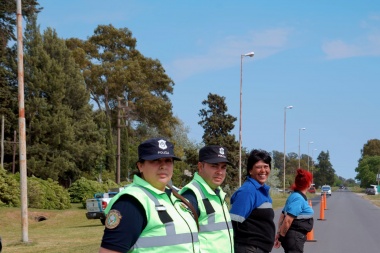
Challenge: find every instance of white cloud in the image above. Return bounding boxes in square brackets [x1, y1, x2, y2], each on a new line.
[167, 28, 293, 81]
[322, 15, 380, 60]
[322, 32, 380, 59]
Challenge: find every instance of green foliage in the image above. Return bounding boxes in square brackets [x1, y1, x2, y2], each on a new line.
[21, 17, 106, 184]
[361, 139, 380, 158]
[355, 156, 380, 187]
[1, 168, 71, 209]
[68, 177, 120, 207]
[0, 167, 21, 207]
[355, 139, 380, 187]
[198, 93, 240, 189]
[27, 177, 71, 209]
[267, 167, 281, 189]
[66, 24, 178, 137]
[313, 151, 335, 187]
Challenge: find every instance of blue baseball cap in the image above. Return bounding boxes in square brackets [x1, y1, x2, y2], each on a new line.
[138, 138, 181, 161]
[199, 145, 233, 166]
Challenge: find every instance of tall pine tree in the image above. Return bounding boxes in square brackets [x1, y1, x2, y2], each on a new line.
[23, 16, 106, 185]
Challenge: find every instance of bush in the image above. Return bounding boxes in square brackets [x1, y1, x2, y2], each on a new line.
[1, 168, 70, 209]
[68, 177, 120, 208]
[27, 176, 71, 209]
[0, 167, 21, 207]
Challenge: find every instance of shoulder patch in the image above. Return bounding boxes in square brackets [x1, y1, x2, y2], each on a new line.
[105, 209, 122, 229]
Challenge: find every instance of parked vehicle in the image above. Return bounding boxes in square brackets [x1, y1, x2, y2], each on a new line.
[308, 186, 316, 194]
[366, 187, 376, 195]
[320, 185, 332, 196]
[85, 187, 126, 225]
[367, 185, 378, 195]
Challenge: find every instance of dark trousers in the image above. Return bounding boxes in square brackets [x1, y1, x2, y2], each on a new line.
[234, 242, 269, 253]
[281, 230, 306, 253]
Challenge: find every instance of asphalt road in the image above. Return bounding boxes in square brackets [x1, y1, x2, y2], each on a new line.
[271, 189, 380, 253]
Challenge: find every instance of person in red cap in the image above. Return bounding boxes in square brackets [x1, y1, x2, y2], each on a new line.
[99, 138, 199, 253]
[274, 168, 314, 253]
[180, 145, 234, 253]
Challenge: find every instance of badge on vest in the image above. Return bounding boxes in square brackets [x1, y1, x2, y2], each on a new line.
[105, 209, 122, 229]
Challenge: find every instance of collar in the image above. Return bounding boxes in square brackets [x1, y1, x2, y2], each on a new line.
[193, 172, 224, 196]
[133, 174, 167, 195]
[246, 176, 270, 191]
[293, 190, 307, 200]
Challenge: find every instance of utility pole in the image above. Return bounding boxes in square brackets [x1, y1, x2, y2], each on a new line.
[17, 0, 29, 242]
[13, 131, 17, 174]
[1, 115, 4, 168]
[116, 97, 129, 184]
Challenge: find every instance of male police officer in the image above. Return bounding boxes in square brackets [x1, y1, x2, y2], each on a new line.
[180, 145, 234, 252]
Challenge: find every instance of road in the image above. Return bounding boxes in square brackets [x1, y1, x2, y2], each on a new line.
[271, 190, 380, 253]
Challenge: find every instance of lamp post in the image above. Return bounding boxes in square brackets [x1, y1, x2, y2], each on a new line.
[239, 51, 254, 187]
[307, 141, 314, 171]
[298, 128, 306, 168]
[283, 105, 293, 193]
[311, 148, 317, 183]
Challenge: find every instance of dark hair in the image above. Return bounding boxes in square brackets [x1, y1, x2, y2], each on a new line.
[291, 169, 313, 191]
[246, 149, 272, 176]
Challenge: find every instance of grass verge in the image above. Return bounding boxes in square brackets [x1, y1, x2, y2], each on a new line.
[0, 203, 103, 253]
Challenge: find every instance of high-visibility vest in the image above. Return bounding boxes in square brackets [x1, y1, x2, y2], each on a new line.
[106, 175, 199, 253]
[180, 173, 234, 253]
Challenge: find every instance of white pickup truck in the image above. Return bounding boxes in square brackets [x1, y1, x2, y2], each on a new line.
[85, 189, 122, 225]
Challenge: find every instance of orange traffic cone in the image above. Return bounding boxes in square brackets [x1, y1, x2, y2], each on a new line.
[317, 195, 326, 220]
[306, 200, 317, 242]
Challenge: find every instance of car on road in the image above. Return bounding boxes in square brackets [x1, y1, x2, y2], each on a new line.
[308, 186, 316, 193]
[320, 185, 332, 196]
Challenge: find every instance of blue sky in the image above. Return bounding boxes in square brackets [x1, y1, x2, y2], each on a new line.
[35, 0, 380, 181]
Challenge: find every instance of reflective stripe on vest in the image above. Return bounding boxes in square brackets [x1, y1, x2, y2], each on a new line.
[191, 181, 233, 232]
[133, 233, 198, 248]
[131, 185, 199, 249]
[135, 186, 176, 236]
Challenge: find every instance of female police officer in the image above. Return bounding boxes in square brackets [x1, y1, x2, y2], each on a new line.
[99, 138, 199, 253]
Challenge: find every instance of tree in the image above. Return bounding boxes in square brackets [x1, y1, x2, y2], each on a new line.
[271, 150, 284, 186]
[355, 155, 380, 187]
[198, 93, 239, 191]
[313, 151, 335, 187]
[65, 24, 178, 137]
[170, 118, 200, 187]
[0, 1, 41, 170]
[0, 0, 41, 53]
[355, 139, 380, 187]
[23, 17, 106, 185]
[361, 139, 380, 158]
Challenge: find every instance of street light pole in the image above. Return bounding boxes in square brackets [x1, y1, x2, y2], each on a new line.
[283, 105, 293, 193]
[239, 51, 254, 187]
[311, 148, 317, 183]
[298, 128, 306, 168]
[307, 141, 314, 171]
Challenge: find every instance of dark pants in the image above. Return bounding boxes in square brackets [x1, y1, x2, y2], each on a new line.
[234, 242, 268, 253]
[281, 230, 306, 253]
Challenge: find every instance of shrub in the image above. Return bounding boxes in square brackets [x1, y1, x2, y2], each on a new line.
[0, 167, 21, 207]
[27, 176, 71, 209]
[68, 177, 120, 208]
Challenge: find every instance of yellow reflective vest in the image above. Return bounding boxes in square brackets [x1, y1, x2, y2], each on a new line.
[105, 175, 199, 253]
[180, 172, 234, 252]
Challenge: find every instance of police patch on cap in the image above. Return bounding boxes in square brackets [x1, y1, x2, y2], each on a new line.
[199, 145, 234, 167]
[138, 138, 181, 161]
[105, 209, 122, 229]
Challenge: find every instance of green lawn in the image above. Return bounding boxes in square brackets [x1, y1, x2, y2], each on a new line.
[0, 203, 103, 253]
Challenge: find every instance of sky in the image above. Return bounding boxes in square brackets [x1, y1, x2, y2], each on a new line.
[34, 0, 380, 181]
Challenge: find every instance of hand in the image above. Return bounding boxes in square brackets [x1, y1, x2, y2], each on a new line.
[273, 234, 281, 249]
